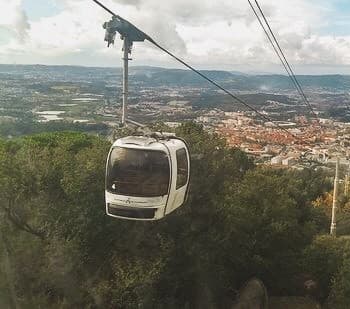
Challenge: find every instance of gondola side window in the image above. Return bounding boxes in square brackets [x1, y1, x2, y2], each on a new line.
[176, 148, 188, 189]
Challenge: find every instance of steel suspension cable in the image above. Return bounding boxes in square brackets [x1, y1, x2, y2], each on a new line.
[250, 0, 319, 121]
[247, 0, 304, 103]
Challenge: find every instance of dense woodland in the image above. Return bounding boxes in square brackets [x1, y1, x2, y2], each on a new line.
[1, 123, 350, 308]
[0, 118, 109, 138]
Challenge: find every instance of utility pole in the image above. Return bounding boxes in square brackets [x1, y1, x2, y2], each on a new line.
[330, 157, 339, 236]
[345, 174, 349, 197]
[344, 162, 350, 197]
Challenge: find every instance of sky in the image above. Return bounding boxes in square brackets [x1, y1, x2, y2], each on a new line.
[1, 0, 350, 74]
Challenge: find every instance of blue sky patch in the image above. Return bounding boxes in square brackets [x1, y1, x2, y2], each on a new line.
[22, 0, 62, 21]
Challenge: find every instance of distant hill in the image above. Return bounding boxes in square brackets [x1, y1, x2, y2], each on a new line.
[1, 64, 350, 91]
[133, 68, 235, 85]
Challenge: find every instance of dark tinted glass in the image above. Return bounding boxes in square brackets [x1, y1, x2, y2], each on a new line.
[176, 148, 188, 189]
[106, 147, 170, 197]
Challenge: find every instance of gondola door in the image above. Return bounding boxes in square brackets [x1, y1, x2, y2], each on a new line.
[164, 145, 190, 215]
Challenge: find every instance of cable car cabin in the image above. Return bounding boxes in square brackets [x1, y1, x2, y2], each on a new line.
[105, 135, 190, 220]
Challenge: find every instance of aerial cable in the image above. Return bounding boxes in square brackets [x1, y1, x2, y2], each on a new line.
[248, 0, 319, 121]
[92, 0, 303, 141]
[252, 0, 305, 98]
[253, 0, 317, 120]
[247, 0, 304, 104]
[148, 38, 278, 124]
[250, 0, 318, 120]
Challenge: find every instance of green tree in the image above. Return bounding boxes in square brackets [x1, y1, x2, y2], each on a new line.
[303, 236, 350, 301]
[327, 243, 350, 308]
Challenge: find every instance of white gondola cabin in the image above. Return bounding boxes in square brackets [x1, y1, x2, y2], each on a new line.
[105, 134, 190, 220]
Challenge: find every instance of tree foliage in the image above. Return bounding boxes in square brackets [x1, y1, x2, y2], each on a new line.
[0, 123, 334, 307]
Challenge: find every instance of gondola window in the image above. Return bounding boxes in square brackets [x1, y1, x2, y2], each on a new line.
[176, 148, 188, 189]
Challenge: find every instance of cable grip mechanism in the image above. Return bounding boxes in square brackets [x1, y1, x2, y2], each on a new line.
[103, 15, 148, 48]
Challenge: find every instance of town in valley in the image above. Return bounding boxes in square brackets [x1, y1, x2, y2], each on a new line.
[1, 64, 350, 169]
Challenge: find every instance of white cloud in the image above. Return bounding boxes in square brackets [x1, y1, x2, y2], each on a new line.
[1, 0, 350, 73]
[0, 0, 30, 42]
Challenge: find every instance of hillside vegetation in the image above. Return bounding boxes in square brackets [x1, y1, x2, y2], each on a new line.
[0, 123, 349, 308]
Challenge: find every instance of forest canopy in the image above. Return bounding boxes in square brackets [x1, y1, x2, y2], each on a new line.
[0, 123, 348, 308]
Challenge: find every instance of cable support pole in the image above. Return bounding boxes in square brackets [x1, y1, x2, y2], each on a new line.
[121, 37, 130, 126]
[252, 0, 319, 121]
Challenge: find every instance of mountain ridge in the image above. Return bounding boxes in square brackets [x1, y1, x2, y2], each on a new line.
[1, 64, 349, 91]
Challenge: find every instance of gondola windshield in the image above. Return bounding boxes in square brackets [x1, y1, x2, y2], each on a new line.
[106, 147, 170, 197]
